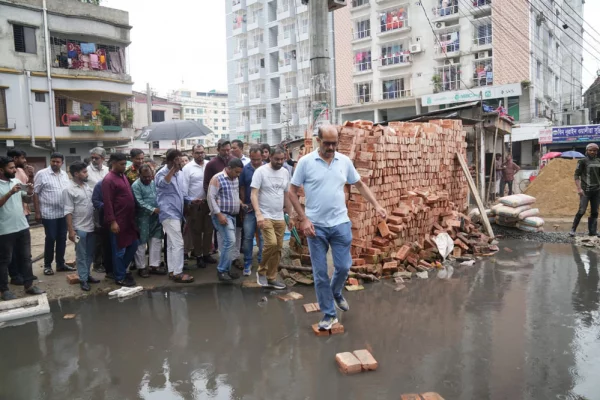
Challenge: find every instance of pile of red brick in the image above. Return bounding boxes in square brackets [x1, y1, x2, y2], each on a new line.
[291, 120, 496, 275]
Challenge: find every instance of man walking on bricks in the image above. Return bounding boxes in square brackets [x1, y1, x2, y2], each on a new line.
[289, 125, 386, 330]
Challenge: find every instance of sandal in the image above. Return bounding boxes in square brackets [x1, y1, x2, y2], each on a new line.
[43, 268, 54, 276]
[138, 268, 150, 278]
[172, 273, 194, 283]
[149, 266, 168, 276]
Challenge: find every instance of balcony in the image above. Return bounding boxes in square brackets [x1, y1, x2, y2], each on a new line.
[236, 94, 250, 108]
[472, 34, 493, 51]
[356, 93, 372, 104]
[472, 59, 493, 87]
[247, 14, 265, 31]
[232, 46, 248, 61]
[234, 69, 248, 84]
[280, 58, 297, 74]
[381, 88, 413, 101]
[278, 33, 296, 47]
[281, 113, 299, 126]
[351, 0, 370, 12]
[277, 4, 295, 21]
[433, 41, 460, 59]
[471, 0, 492, 16]
[279, 86, 298, 99]
[377, 19, 410, 38]
[379, 53, 411, 70]
[232, 0, 245, 12]
[232, 18, 246, 36]
[249, 93, 267, 106]
[248, 42, 266, 56]
[250, 118, 268, 130]
[237, 119, 250, 133]
[352, 29, 371, 44]
[432, 3, 460, 22]
[354, 61, 372, 75]
[249, 67, 267, 80]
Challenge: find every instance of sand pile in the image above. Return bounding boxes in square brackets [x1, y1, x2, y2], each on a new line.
[525, 158, 579, 217]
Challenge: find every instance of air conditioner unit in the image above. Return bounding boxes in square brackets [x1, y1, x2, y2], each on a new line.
[409, 43, 422, 53]
[435, 22, 446, 29]
[328, 0, 347, 11]
[477, 51, 487, 59]
[444, 59, 455, 65]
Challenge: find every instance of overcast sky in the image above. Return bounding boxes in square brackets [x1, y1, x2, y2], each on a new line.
[103, 0, 600, 95]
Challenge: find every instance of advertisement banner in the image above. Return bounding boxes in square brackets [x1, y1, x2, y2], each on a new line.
[421, 83, 522, 107]
[538, 129, 552, 144]
[551, 125, 600, 144]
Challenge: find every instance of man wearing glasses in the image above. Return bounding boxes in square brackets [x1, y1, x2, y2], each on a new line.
[87, 147, 109, 187]
[289, 125, 386, 331]
[182, 144, 216, 269]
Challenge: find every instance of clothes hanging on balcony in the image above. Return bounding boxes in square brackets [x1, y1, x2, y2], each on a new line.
[108, 51, 123, 74]
[89, 53, 99, 69]
[80, 43, 96, 55]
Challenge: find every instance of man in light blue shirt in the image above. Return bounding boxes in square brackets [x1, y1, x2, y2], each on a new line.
[289, 126, 386, 331]
[155, 149, 193, 283]
[0, 156, 44, 300]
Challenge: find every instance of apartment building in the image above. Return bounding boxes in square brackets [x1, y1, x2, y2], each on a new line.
[225, 0, 334, 145]
[334, 0, 584, 129]
[0, 0, 133, 165]
[169, 89, 228, 149]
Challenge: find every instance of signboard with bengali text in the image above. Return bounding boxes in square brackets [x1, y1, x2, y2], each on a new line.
[421, 83, 522, 107]
[551, 125, 600, 144]
[538, 129, 552, 144]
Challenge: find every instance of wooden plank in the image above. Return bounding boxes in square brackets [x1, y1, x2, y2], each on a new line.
[455, 153, 495, 239]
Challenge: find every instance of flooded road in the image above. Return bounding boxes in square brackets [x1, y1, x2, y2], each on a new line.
[1, 240, 599, 400]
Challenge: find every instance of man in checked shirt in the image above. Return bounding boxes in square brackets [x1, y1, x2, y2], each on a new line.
[207, 157, 244, 282]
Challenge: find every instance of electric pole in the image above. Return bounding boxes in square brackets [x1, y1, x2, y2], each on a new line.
[146, 82, 153, 157]
[309, 0, 332, 134]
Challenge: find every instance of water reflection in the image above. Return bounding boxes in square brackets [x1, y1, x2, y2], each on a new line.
[0, 241, 599, 400]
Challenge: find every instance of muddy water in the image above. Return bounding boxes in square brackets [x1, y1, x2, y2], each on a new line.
[0, 240, 599, 400]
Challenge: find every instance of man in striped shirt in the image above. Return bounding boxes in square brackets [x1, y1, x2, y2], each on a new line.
[207, 157, 244, 282]
[34, 153, 75, 276]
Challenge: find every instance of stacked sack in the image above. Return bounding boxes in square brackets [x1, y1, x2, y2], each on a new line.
[490, 194, 545, 232]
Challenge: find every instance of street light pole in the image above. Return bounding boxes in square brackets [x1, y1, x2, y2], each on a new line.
[309, 0, 332, 134]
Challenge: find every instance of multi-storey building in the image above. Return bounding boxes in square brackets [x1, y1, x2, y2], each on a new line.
[225, 0, 334, 145]
[169, 89, 228, 147]
[0, 0, 133, 165]
[334, 0, 584, 128]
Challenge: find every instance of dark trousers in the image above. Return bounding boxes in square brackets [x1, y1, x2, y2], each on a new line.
[93, 231, 104, 269]
[42, 217, 67, 269]
[0, 229, 34, 292]
[189, 202, 214, 257]
[8, 251, 20, 279]
[572, 190, 600, 234]
[96, 228, 114, 275]
[500, 180, 514, 196]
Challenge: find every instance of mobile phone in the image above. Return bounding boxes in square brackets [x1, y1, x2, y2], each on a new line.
[74, 235, 80, 244]
[19, 185, 29, 192]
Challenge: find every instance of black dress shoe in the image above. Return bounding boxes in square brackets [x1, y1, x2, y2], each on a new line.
[24, 286, 45, 295]
[57, 265, 76, 272]
[228, 271, 240, 280]
[217, 272, 233, 282]
[203, 255, 218, 264]
[87, 276, 101, 284]
[196, 257, 206, 269]
[1, 290, 17, 300]
[80, 281, 91, 292]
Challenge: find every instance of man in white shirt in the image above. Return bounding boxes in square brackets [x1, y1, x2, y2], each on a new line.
[87, 147, 109, 187]
[182, 144, 216, 269]
[64, 161, 99, 292]
[87, 147, 109, 274]
[231, 139, 250, 166]
[34, 153, 74, 276]
[251, 147, 292, 290]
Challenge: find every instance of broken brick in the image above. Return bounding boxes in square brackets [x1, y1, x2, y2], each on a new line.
[352, 258, 365, 266]
[347, 277, 359, 286]
[394, 245, 411, 261]
[66, 274, 80, 284]
[420, 393, 445, 400]
[335, 352, 362, 374]
[312, 324, 330, 337]
[377, 220, 391, 238]
[352, 349, 378, 371]
[330, 323, 344, 335]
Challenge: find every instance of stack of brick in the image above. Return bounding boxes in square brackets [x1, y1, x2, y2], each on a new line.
[290, 120, 494, 276]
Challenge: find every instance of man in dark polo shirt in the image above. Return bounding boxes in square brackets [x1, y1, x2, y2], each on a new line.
[571, 143, 600, 236]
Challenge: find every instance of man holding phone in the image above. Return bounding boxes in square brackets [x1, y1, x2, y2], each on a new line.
[0, 156, 44, 300]
[64, 161, 99, 292]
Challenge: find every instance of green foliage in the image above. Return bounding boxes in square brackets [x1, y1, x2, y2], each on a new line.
[97, 105, 116, 125]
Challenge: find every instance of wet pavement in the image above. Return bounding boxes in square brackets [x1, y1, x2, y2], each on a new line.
[1, 240, 599, 400]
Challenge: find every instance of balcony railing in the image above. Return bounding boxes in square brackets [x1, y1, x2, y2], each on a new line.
[356, 93, 372, 103]
[352, 29, 371, 41]
[432, 3, 459, 18]
[379, 19, 409, 34]
[381, 89, 412, 100]
[473, 34, 492, 46]
[354, 61, 372, 73]
[472, 0, 491, 6]
[49, 36, 128, 76]
[380, 53, 411, 67]
[352, 0, 369, 7]
[434, 41, 460, 55]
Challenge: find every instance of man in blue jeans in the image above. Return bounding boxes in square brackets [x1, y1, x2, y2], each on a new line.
[63, 161, 100, 292]
[207, 158, 244, 282]
[239, 146, 265, 276]
[289, 125, 386, 330]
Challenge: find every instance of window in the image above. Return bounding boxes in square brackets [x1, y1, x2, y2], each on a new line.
[214, 110, 218, 114]
[354, 49, 372, 72]
[548, 31, 553, 49]
[433, 0, 458, 17]
[13, 24, 36, 54]
[355, 82, 372, 103]
[222, 111, 227, 114]
[555, 76, 559, 95]
[180, 91, 191, 97]
[191, 109, 196, 114]
[474, 21, 492, 46]
[0, 89, 7, 129]
[379, 7, 408, 33]
[382, 78, 410, 100]
[507, 96, 520, 121]
[381, 42, 410, 66]
[535, 21, 540, 39]
[536, 60, 541, 80]
[100, 101, 121, 126]
[434, 64, 461, 91]
[436, 30, 460, 54]
[352, 0, 369, 7]
[214, 118, 218, 123]
[152, 141, 159, 149]
[556, 43, 559, 59]
[152, 110, 165, 122]
[567, 114, 572, 125]
[473, 58, 493, 87]
[221, 102, 226, 107]
[34, 92, 46, 102]
[222, 119, 227, 122]
[185, 108, 191, 113]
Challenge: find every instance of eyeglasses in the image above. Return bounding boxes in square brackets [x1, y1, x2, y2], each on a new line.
[322, 141, 338, 147]
[91, 156, 101, 160]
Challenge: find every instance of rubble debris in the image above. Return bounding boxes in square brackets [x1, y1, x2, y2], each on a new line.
[394, 284, 406, 292]
[277, 292, 304, 302]
[416, 271, 428, 279]
[63, 314, 76, 319]
[345, 285, 364, 292]
[335, 352, 362, 374]
[290, 272, 313, 285]
[303, 303, 320, 313]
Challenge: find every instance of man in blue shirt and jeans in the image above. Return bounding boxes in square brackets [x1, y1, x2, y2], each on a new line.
[239, 146, 265, 276]
[289, 126, 386, 330]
